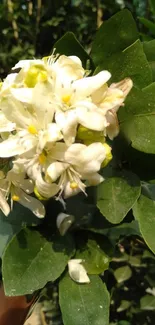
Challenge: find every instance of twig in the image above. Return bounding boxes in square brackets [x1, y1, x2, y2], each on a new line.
[96, 0, 103, 28]
[7, 0, 19, 39]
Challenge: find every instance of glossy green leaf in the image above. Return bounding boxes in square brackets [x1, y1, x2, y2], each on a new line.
[54, 32, 93, 69]
[97, 170, 140, 224]
[114, 266, 132, 283]
[140, 294, 155, 310]
[119, 83, 155, 153]
[3, 228, 75, 296]
[133, 184, 155, 254]
[6, 202, 42, 226]
[76, 238, 110, 274]
[143, 40, 155, 81]
[95, 40, 152, 89]
[91, 9, 139, 67]
[59, 274, 110, 325]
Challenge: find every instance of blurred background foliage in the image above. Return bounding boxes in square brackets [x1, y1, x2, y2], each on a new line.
[1, 1, 155, 325]
[0, 0, 153, 79]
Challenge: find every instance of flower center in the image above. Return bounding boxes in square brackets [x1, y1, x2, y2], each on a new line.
[38, 152, 47, 165]
[24, 66, 48, 88]
[28, 124, 38, 135]
[70, 181, 78, 189]
[62, 94, 71, 104]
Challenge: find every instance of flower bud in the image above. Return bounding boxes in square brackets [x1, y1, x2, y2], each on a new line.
[101, 143, 112, 168]
[77, 125, 105, 144]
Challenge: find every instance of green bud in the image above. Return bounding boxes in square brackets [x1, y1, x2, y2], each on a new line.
[77, 125, 105, 144]
[101, 143, 112, 168]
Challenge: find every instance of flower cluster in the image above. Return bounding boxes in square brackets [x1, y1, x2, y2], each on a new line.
[0, 54, 133, 218]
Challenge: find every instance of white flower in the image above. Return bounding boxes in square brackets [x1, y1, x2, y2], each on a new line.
[53, 70, 111, 145]
[92, 78, 133, 139]
[47, 142, 105, 198]
[10, 55, 111, 146]
[0, 90, 62, 157]
[0, 170, 45, 218]
[68, 259, 90, 283]
[51, 55, 85, 85]
[13, 151, 59, 199]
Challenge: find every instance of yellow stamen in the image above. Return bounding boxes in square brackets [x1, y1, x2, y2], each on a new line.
[38, 152, 47, 165]
[12, 195, 20, 201]
[62, 94, 71, 104]
[28, 125, 38, 135]
[70, 182, 78, 189]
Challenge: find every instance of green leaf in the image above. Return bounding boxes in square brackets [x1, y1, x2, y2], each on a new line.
[0, 213, 21, 258]
[91, 9, 139, 67]
[139, 17, 155, 35]
[133, 184, 155, 254]
[114, 266, 132, 283]
[76, 238, 110, 275]
[54, 32, 94, 69]
[100, 221, 141, 244]
[140, 294, 155, 310]
[97, 170, 140, 224]
[143, 40, 155, 81]
[119, 83, 155, 153]
[2, 228, 75, 296]
[59, 274, 110, 325]
[6, 202, 42, 226]
[149, 0, 155, 14]
[117, 300, 131, 312]
[95, 40, 152, 89]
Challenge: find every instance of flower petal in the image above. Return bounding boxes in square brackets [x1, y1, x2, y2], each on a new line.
[84, 172, 104, 186]
[11, 88, 33, 104]
[0, 134, 36, 158]
[46, 123, 63, 142]
[0, 190, 10, 216]
[55, 110, 78, 145]
[74, 71, 111, 98]
[1, 97, 31, 128]
[68, 259, 90, 283]
[76, 105, 108, 131]
[14, 187, 45, 218]
[0, 112, 15, 132]
[12, 59, 44, 70]
[65, 142, 106, 173]
[1, 73, 18, 92]
[35, 173, 59, 198]
[56, 212, 75, 236]
[47, 162, 68, 182]
[106, 110, 119, 140]
[32, 82, 54, 124]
